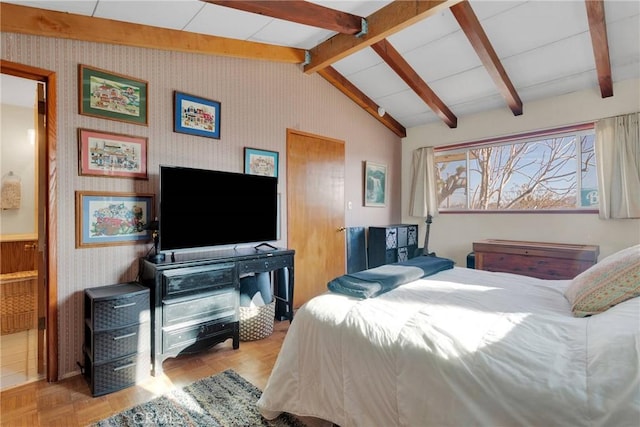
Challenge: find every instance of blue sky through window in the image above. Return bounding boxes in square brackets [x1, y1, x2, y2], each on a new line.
[436, 129, 597, 210]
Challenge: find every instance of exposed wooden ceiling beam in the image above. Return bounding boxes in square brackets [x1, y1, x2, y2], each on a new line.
[0, 3, 403, 136]
[0, 3, 305, 64]
[371, 39, 457, 129]
[203, 0, 364, 35]
[304, 0, 463, 74]
[318, 67, 407, 138]
[450, 1, 522, 116]
[585, 0, 613, 98]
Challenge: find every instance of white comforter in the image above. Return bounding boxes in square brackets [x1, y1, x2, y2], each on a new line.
[257, 267, 640, 427]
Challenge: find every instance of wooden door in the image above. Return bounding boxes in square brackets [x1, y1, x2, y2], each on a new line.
[287, 129, 345, 308]
[1, 61, 58, 381]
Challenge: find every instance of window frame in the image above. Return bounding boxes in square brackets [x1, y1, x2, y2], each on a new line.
[434, 123, 598, 214]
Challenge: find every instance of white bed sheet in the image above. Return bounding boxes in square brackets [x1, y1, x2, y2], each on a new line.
[257, 267, 640, 427]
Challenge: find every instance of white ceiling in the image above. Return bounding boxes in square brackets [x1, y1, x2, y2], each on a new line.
[2, 0, 639, 130]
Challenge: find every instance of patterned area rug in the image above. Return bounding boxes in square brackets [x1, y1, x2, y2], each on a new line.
[93, 369, 306, 427]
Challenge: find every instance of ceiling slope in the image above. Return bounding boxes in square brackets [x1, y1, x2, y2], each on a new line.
[1, 0, 636, 137]
[204, 0, 365, 35]
[450, 1, 522, 116]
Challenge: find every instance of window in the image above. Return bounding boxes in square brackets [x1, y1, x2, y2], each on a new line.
[435, 125, 597, 211]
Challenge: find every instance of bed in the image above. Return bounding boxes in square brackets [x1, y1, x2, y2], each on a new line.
[257, 248, 640, 427]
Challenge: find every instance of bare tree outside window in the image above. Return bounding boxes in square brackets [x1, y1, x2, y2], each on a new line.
[435, 129, 597, 211]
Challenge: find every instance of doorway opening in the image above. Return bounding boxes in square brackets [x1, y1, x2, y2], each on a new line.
[1, 60, 58, 386]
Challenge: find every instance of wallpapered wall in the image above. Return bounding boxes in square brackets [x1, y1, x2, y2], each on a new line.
[1, 32, 401, 378]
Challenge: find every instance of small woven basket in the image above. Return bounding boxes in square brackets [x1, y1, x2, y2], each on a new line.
[1, 272, 38, 335]
[239, 299, 275, 341]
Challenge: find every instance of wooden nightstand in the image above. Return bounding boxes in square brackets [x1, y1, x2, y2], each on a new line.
[472, 239, 599, 280]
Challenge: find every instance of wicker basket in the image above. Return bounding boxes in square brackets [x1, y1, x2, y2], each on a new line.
[1, 271, 38, 335]
[239, 299, 275, 341]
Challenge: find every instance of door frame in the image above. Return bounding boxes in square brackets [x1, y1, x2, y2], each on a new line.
[1, 60, 58, 382]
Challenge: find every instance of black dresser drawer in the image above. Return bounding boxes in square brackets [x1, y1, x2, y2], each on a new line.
[238, 255, 291, 274]
[162, 290, 237, 327]
[85, 322, 150, 363]
[161, 263, 235, 298]
[84, 283, 151, 396]
[163, 316, 237, 353]
[85, 352, 150, 397]
[89, 289, 150, 331]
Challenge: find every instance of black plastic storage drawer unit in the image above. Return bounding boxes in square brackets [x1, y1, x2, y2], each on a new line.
[83, 282, 151, 397]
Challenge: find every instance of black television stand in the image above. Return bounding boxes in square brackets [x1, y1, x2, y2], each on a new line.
[139, 247, 295, 377]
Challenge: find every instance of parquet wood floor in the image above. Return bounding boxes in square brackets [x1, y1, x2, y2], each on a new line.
[0, 320, 328, 427]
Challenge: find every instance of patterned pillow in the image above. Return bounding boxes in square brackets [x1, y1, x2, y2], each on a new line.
[564, 244, 640, 317]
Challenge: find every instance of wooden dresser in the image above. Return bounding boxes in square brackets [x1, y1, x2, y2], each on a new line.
[472, 239, 599, 280]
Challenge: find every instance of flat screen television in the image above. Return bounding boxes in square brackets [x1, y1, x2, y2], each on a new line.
[159, 165, 278, 252]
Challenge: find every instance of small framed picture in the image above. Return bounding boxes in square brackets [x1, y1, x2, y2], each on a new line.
[364, 161, 387, 207]
[244, 147, 279, 178]
[78, 129, 148, 179]
[75, 191, 154, 248]
[78, 64, 148, 125]
[174, 91, 221, 139]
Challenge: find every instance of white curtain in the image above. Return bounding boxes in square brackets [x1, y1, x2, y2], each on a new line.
[595, 112, 640, 219]
[409, 147, 439, 217]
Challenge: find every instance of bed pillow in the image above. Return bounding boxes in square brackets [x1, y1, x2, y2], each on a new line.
[564, 244, 640, 317]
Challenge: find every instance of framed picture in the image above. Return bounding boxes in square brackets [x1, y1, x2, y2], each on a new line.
[364, 161, 387, 207]
[78, 129, 148, 179]
[75, 191, 154, 248]
[78, 64, 148, 125]
[174, 91, 221, 139]
[244, 147, 279, 177]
